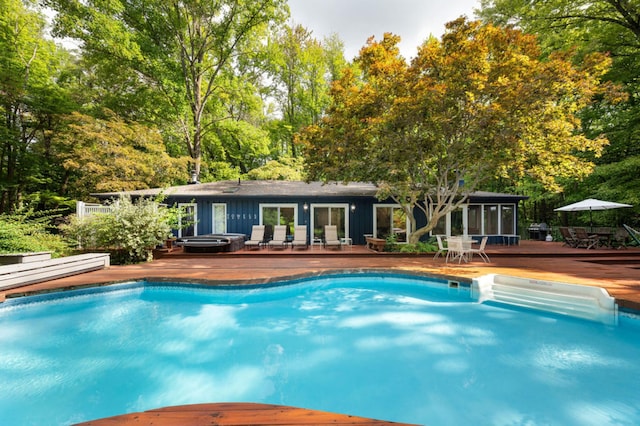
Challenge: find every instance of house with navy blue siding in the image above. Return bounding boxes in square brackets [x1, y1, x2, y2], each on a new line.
[93, 180, 527, 245]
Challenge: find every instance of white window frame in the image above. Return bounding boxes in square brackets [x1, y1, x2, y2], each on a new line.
[259, 203, 299, 226]
[373, 204, 410, 242]
[430, 203, 517, 236]
[211, 203, 227, 234]
[178, 202, 198, 238]
[309, 203, 349, 239]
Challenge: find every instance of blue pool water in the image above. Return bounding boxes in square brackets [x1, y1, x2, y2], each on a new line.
[1, 274, 639, 425]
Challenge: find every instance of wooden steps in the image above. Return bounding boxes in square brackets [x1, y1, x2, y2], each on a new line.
[0, 253, 110, 291]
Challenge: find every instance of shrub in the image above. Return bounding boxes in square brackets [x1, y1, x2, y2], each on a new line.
[383, 235, 438, 253]
[0, 211, 72, 256]
[62, 195, 180, 264]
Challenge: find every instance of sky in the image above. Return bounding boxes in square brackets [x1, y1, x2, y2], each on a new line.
[288, 0, 480, 60]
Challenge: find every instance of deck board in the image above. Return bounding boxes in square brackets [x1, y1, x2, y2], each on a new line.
[74, 402, 419, 425]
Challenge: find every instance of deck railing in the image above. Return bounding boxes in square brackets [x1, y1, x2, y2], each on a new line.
[76, 201, 112, 218]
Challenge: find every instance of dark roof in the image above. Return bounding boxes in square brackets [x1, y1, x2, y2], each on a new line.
[94, 180, 528, 201]
[94, 181, 380, 198]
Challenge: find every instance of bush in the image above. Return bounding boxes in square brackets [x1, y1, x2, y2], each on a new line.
[0, 211, 72, 256]
[62, 195, 179, 264]
[383, 235, 438, 253]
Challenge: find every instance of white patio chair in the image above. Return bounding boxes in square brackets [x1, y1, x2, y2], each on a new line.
[433, 235, 448, 259]
[445, 237, 468, 263]
[468, 236, 490, 262]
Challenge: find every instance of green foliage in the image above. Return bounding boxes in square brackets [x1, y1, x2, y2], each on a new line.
[302, 19, 612, 243]
[0, 210, 72, 256]
[244, 157, 305, 180]
[62, 196, 180, 264]
[0, 0, 76, 212]
[53, 111, 189, 197]
[479, 0, 639, 209]
[555, 156, 640, 227]
[48, 0, 289, 178]
[383, 235, 438, 253]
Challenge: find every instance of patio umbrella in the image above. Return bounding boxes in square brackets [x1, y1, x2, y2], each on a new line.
[554, 198, 632, 227]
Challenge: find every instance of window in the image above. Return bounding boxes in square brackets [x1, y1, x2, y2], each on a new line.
[429, 203, 517, 236]
[178, 203, 197, 237]
[260, 204, 296, 240]
[501, 205, 515, 234]
[451, 208, 464, 236]
[483, 205, 499, 234]
[432, 214, 446, 235]
[468, 205, 482, 235]
[374, 205, 408, 242]
[211, 204, 226, 234]
[311, 205, 347, 240]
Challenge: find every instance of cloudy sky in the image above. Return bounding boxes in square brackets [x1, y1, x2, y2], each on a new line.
[288, 0, 480, 60]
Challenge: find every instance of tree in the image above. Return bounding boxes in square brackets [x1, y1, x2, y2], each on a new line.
[478, 0, 639, 164]
[47, 0, 288, 179]
[0, 0, 74, 212]
[267, 24, 345, 157]
[301, 19, 614, 243]
[53, 111, 188, 198]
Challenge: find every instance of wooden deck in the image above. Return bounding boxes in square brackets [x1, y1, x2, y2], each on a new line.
[4, 240, 640, 311]
[74, 403, 418, 426]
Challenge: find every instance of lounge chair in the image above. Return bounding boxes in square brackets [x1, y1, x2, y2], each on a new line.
[573, 227, 599, 249]
[291, 225, 308, 250]
[268, 225, 288, 250]
[468, 236, 490, 262]
[323, 225, 342, 250]
[244, 225, 265, 250]
[558, 227, 579, 248]
[433, 235, 448, 259]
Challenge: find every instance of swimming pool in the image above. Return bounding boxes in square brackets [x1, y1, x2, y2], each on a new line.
[1, 273, 639, 425]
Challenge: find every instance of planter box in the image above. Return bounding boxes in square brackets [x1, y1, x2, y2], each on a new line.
[0, 252, 52, 265]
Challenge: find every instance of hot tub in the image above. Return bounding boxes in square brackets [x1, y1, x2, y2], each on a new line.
[176, 233, 246, 253]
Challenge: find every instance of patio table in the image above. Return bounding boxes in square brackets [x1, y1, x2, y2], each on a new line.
[593, 230, 614, 248]
[445, 237, 477, 263]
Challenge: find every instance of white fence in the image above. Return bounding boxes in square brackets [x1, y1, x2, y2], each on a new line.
[76, 201, 112, 218]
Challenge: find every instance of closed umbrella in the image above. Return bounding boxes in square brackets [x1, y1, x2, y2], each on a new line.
[554, 198, 632, 228]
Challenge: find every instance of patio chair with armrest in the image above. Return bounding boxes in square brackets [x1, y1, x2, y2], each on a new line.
[433, 235, 448, 259]
[323, 225, 343, 250]
[244, 225, 265, 250]
[291, 225, 309, 250]
[573, 227, 599, 249]
[558, 227, 579, 248]
[468, 236, 490, 263]
[268, 225, 288, 250]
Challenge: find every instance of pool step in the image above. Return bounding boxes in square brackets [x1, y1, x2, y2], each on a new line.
[472, 274, 618, 325]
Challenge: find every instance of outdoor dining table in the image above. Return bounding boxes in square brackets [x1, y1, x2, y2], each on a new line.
[445, 236, 478, 263]
[592, 229, 614, 248]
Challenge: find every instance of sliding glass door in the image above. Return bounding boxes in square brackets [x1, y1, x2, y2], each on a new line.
[311, 204, 347, 240]
[260, 204, 296, 240]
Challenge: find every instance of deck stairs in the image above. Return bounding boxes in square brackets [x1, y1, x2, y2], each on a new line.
[0, 253, 110, 291]
[472, 274, 618, 325]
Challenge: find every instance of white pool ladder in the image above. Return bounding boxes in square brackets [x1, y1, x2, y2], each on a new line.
[472, 274, 618, 325]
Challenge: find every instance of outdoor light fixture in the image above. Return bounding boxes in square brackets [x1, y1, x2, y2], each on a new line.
[351, 203, 356, 212]
[303, 203, 308, 211]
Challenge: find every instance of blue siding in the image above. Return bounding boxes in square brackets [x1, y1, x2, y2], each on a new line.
[165, 194, 524, 245]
